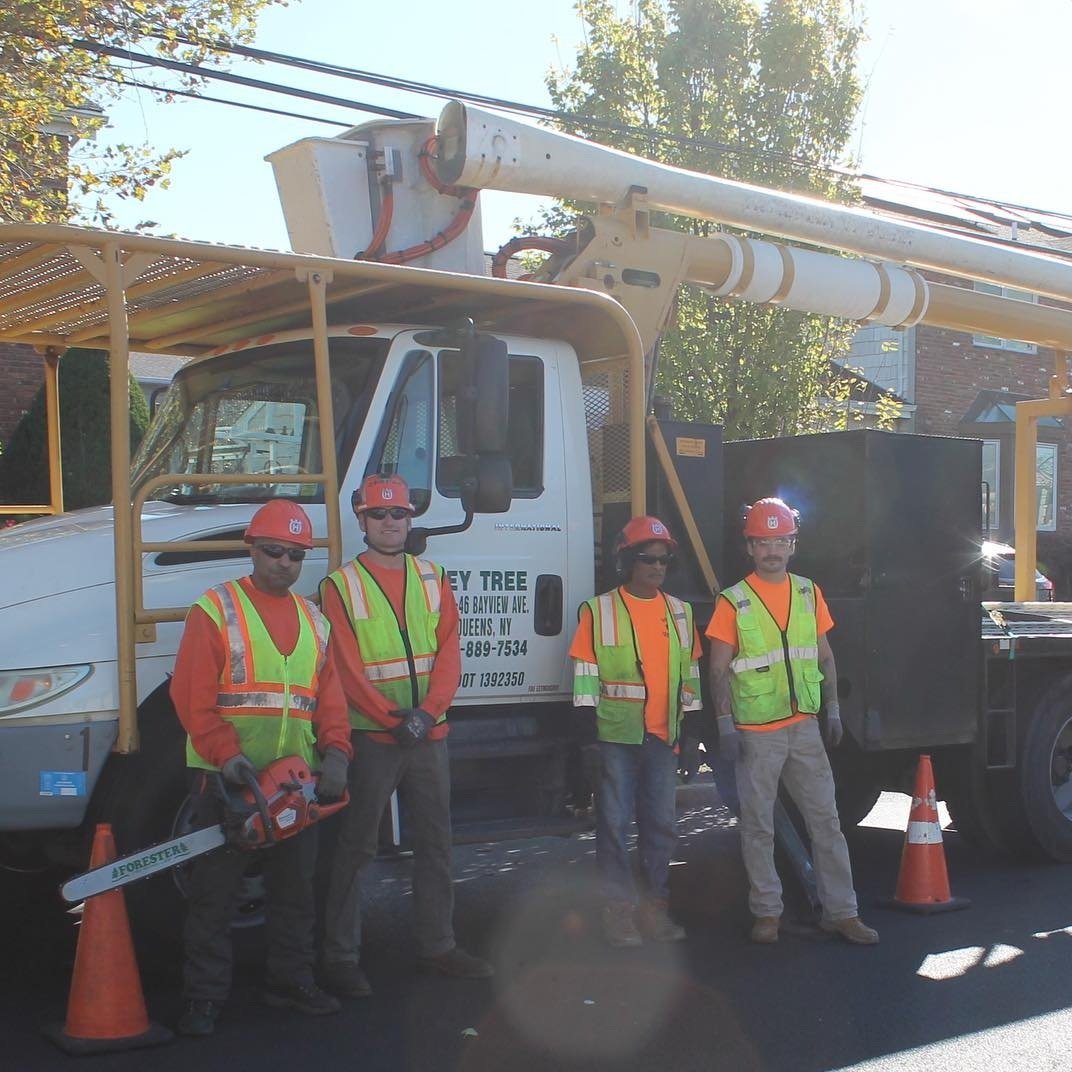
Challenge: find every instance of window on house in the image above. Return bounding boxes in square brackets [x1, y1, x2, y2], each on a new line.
[972, 282, 1038, 353]
[1037, 442, 1057, 531]
[982, 439, 1000, 532]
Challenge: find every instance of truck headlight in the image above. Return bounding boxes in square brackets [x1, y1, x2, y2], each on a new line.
[0, 666, 93, 716]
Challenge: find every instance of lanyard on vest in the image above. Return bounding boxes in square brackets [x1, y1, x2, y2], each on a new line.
[743, 578, 798, 711]
[359, 556, 420, 708]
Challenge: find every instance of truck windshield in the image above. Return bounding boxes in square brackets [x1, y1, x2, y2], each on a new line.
[131, 337, 388, 504]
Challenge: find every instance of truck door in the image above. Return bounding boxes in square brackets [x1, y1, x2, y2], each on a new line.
[363, 333, 574, 706]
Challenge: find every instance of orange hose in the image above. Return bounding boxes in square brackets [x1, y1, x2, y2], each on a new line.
[491, 236, 572, 279]
[359, 181, 394, 259]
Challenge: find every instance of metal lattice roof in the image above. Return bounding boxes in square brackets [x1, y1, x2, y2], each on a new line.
[0, 224, 641, 365]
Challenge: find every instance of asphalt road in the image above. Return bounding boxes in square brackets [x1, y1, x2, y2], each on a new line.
[4, 783, 1072, 1071]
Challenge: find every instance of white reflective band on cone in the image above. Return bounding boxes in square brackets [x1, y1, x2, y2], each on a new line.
[906, 820, 944, 845]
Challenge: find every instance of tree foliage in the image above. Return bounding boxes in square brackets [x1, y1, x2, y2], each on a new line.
[545, 0, 865, 438]
[0, 348, 150, 511]
[0, 0, 282, 226]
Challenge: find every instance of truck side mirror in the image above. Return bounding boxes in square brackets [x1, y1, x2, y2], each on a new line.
[455, 334, 509, 456]
[461, 453, 512, 514]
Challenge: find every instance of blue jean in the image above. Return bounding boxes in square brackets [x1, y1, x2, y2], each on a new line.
[595, 736, 679, 904]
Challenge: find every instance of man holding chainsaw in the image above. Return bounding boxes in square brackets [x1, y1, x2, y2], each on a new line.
[319, 473, 493, 998]
[170, 499, 353, 1036]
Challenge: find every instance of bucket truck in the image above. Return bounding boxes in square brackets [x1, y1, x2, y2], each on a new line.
[4, 99, 1072, 939]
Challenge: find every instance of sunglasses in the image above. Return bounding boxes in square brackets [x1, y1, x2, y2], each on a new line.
[634, 552, 675, 566]
[751, 537, 795, 550]
[257, 544, 307, 562]
[365, 507, 412, 521]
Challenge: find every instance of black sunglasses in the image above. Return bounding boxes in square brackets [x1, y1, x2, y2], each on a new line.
[257, 544, 306, 562]
[365, 507, 412, 520]
[634, 552, 675, 566]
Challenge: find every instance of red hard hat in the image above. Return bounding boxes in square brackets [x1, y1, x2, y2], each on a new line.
[742, 497, 799, 538]
[244, 499, 314, 549]
[615, 515, 678, 552]
[352, 473, 415, 514]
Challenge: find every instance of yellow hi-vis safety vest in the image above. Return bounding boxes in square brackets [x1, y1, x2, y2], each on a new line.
[322, 554, 444, 730]
[186, 580, 330, 771]
[721, 574, 823, 727]
[572, 589, 702, 746]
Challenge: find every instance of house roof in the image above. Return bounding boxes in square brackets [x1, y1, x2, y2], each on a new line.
[859, 176, 1072, 261]
[129, 351, 188, 384]
[960, 388, 1064, 428]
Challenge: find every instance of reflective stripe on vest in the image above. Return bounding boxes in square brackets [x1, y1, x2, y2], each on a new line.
[325, 554, 444, 730]
[186, 580, 327, 771]
[573, 589, 699, 745]
[723, 574, 823, 726]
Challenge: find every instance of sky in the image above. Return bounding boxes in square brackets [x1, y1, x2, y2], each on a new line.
[90, 0, 1072, 253]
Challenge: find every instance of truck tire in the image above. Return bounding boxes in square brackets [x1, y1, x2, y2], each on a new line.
[88, 687, 266, 949]
[1019, 677, 1072, 862]
[940, 745, 1036, 859]
[88, 692, 189, 949]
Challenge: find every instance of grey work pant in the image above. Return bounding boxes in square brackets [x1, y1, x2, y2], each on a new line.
[183, 822, 319, 1001]
[736, 717, 858, 921]
[322, 733, 455, 965]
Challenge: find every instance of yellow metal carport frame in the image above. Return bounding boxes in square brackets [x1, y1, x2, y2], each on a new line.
[0, 223, 646, 751]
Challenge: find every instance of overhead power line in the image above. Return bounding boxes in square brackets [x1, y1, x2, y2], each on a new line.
[93, 74, 352, 128]
[76, 40, 421, 122]
[78, 34, 853, 185]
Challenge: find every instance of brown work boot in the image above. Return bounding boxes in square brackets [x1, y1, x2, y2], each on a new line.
[320, 961, 373, 998]
[601, 901, 643, 948]
[417, 946, 494, 979]
[820, 916, 880, 945]
[637, 899, 686, 943]
[750, 916, 781, 944]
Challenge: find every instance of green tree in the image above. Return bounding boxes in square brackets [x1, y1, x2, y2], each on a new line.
[0, 348, 150, 510]
[1, 0, 282, 226]
[545, 0, 864, 437]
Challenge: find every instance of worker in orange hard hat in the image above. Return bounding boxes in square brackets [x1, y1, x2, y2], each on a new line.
[169, 499, 352, 1034]
[706, 497, 879, 947]
[569, 515, 702, 947]
[318, 474, 492, 994]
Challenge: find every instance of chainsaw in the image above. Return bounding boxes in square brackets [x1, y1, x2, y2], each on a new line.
[61, 755, 348, 903]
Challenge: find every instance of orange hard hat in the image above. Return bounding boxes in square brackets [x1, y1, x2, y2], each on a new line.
[742, 497, 799, 538]
[352, 473, 415, 514]
[615, 515, 678, 552]
[244, 499, 314, 548]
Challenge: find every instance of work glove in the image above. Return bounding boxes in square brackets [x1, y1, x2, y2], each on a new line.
[221, 752, 257, 786]
[717, 715, 741, 765]
[823, 703, 844, 749]
[391, 708, 436, 749]
[317, 746, 349, 802]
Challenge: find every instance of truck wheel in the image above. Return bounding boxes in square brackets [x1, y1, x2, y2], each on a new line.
[88, 687, 267, 949]
[940, 746, 1036, 858]
[1019, 680, 1072, 862]
[168, 792, 267, 930]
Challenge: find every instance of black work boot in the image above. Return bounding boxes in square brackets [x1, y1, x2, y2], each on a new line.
[263, 979, 341, 1015]
[177, 998, 222, 1036]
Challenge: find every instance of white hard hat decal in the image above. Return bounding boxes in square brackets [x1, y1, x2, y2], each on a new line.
[289, 519, 303, 535]
[652, 522, 666, 535]
[767, 516, 778, 529]
[382, 487, 394, 500]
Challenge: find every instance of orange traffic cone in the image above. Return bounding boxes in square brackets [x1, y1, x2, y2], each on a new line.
[883, 755, 970, 914]
[45, 824, 173, 1054]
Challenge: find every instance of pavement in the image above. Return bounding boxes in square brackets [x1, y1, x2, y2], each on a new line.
[4, 780, 1072, 1071]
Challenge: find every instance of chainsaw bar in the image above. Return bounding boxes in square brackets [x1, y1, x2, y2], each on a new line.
[61, 824, 225, 904]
